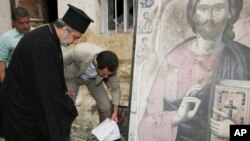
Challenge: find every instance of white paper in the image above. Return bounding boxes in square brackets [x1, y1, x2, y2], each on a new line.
[91, 118, 121, 141]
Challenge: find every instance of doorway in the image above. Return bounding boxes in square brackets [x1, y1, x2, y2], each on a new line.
[10, 0, 58, 26]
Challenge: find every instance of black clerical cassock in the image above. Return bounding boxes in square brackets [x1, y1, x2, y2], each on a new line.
[0, 4, 94, 141]
[0, 23, 77, 141]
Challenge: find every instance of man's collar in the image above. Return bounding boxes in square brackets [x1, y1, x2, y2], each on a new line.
[13, 28, 23, 37]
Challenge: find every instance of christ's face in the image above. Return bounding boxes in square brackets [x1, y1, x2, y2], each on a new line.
[193, 0, 231, 40]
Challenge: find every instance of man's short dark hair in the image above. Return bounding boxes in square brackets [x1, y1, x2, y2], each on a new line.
[96, 51, 119, 72]
[11, 7, 30, 20]
[187, 0, 243, 40]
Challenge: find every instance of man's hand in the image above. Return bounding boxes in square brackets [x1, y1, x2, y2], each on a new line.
[0, 61, 6, 83]
[67, 87, 76, 96]
[111, 105, 119, 123]
[210, 108, 236, 139]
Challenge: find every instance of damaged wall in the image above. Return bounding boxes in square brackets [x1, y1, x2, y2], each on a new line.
[0, 0, 11, 34]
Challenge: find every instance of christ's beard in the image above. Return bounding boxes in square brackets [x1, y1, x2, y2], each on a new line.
[196, 20, 227, 41]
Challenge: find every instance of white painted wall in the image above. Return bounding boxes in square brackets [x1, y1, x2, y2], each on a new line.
[58, 0, 100, 34]
[0, 0, 12, 35]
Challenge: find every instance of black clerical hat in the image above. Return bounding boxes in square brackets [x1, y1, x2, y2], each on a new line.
[62, 4, 94, 33]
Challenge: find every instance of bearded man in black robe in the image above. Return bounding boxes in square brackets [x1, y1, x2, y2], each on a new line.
[0, 4, 93, 141]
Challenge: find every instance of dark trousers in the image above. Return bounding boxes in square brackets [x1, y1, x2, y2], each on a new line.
[0, 110, 3, 137]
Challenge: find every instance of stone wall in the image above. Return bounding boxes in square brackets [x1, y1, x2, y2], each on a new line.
[0, 0, 11, 35]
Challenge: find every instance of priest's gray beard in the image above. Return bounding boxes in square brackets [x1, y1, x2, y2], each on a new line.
[60, 32, 70, 47]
